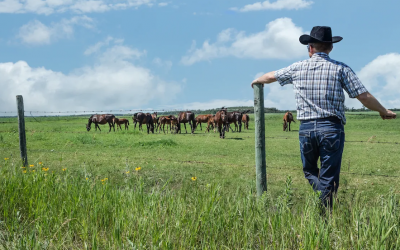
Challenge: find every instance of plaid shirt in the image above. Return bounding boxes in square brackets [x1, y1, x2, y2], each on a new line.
[274, 52, 368, 124]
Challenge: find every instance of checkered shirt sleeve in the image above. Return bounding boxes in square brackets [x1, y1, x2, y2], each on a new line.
[341, 66, 368, 98]
[274, 64, 295, 86]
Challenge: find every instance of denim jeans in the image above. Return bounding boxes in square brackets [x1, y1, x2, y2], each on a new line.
[299, 117, 345, 207]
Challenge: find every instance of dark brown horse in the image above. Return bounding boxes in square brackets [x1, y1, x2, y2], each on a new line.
[242, 114, 250, 130]
[176, 111, 196, 134]
[115, 118, 129, 130]
[133, 112, 154, 133]
[86, 114, 115, 132]
[283, 112, 295, 132]
[226, 111, 242, 132]
[214, 107, 228, 139]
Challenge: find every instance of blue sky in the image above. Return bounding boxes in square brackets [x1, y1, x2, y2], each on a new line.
[1, 0, 399, 112]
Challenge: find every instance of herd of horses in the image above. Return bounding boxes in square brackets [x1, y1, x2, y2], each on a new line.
[85, 108, 295, 139]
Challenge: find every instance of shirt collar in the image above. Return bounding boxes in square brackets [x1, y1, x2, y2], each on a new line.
[312, 52, 330, 59]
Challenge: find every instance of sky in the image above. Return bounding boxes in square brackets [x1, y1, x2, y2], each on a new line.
[1, 0, 400, 113]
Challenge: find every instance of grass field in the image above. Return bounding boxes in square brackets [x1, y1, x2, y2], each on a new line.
[0, 113, 399, 249]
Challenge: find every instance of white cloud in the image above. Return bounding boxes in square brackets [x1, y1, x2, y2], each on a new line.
[0, 42, 181, 112]
[18, 16, 94, 45]
[158, 2, 168, 7]
[181, 18, 305, 65]
[231, 0, 313, 12]
[153, 57, 172, 70]
[355, 53, 400, 109]
[0, 0, 154, 15]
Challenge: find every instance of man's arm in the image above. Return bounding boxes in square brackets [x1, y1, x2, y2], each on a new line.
[356, 92, 396, 120]
[251, 71, 277, 88]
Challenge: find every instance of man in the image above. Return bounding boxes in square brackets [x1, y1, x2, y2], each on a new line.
[251, 26, 396, 207]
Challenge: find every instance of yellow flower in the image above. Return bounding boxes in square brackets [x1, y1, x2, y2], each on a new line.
[191, 177, 197, 181]
[85, 177, 89, 180]
[31, 170, 35, 172]
[101, 179, 104, 182]
[42, 167, 49, 172]
[21, 166, 26, 169]
[135, 167, 141, 171]
[4, 158, 9, 160]
[39, 162, 42, 165]
[29, 164, 34, 167]
[23, 170, 27, 174]
[126, 171, 130, 174]
[62, 168, 67, 171]
[104, 178, 108, 181]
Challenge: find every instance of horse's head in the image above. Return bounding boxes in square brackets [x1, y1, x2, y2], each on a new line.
[86, 123, 91, 131]
[220, 108, 228, 123]
[283, 121, 288, 131]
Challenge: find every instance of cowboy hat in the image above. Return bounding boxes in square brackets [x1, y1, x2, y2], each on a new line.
[299, 26, 342, 45]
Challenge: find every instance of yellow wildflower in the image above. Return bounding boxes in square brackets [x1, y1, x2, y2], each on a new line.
[29, 164, 34, 167]
[126, 171, 130, 174]
[23, 170, 27, 174]
[104, 178, 108, 181]
[85, 177, 89, 180]
[62, 168, 67, 171]
[135, 167, 141, 171]
[42, 167, 49, 172]
[21, 166, 26, 169]
[39, 162, 42, 165]
[191, 177, 197, 181]
[4, 158, 9, 160]
[31, 170, 35, 172]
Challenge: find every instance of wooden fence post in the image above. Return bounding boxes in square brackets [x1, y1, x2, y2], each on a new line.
[16, 95, 28, 167]
[253, 84, 267, 196]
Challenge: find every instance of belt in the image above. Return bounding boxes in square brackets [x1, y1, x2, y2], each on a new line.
[300, 116, 342, 124]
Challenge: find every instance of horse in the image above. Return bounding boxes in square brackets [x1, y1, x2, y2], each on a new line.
[152, 112, 158, 132]
[283, 112, 295, 132]
[133, 112, 154, 134]
[114, 118, 129, 130]
[214, 107, 228, 139]
[86, 114, 115, 132]
[205, 115, 216, 133]
[226, 111, 246, 132]
[158, 115, 176, 134]
[195, 114, 213, 131]
[175, 111, 196, 134]
[242, 114, 250, 130]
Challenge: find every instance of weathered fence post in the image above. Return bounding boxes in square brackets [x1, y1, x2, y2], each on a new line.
[253, 84, 267, 196]
[16, 95, 28, 167]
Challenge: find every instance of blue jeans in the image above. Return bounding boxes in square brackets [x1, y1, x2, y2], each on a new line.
[299, 117, 345, 207]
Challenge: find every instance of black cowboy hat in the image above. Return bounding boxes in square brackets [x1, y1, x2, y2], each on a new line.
[299, 26, 342, 45]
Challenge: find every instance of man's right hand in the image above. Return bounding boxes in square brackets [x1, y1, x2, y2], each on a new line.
[380, 109, 397, 120]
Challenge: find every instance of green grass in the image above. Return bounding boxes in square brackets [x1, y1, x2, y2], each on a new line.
[0, 113, 400, 249]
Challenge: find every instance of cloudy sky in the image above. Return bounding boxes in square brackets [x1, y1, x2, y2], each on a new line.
[0, 0, 399, 112]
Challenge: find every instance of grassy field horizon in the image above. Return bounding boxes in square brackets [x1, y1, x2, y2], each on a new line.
[1, 112, 399, 248]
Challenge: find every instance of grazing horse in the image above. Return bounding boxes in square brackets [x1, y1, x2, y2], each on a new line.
[152, 112, 158, 131]
[242, 114, 250, 130]
[115, 118, 129, 130]
[283, 112, 295, 132]
[86, 114, 115, 132]
[195, 114, 213, 131]
[170, 116, 178, 133]
[158, 115, 176, 134]
[226, 111, 242, 132]
[176, 111, 196, 134]
[133, 112, 154, 133]
[214, 107, 228, 139]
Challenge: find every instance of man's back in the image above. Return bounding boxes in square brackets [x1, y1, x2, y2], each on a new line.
[275, 52, 367, 124]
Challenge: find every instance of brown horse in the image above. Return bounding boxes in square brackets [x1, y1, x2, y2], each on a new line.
[283, 112, 295, 132]
[242, 114, 250, 130]
[158, 115, 176, 134]
[115, 118, 129, 130]
[133, 112, 154, 133]
[170, 116, 178, 133]
[214, 107, 228, 139]
[86, 114, 115, 132]
[176, 111, 196, 134]
[195, 114, 213, 131]
[205, 115, 216, 133]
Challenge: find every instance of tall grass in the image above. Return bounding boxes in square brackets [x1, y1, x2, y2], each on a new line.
[1, 160, 399, 249]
